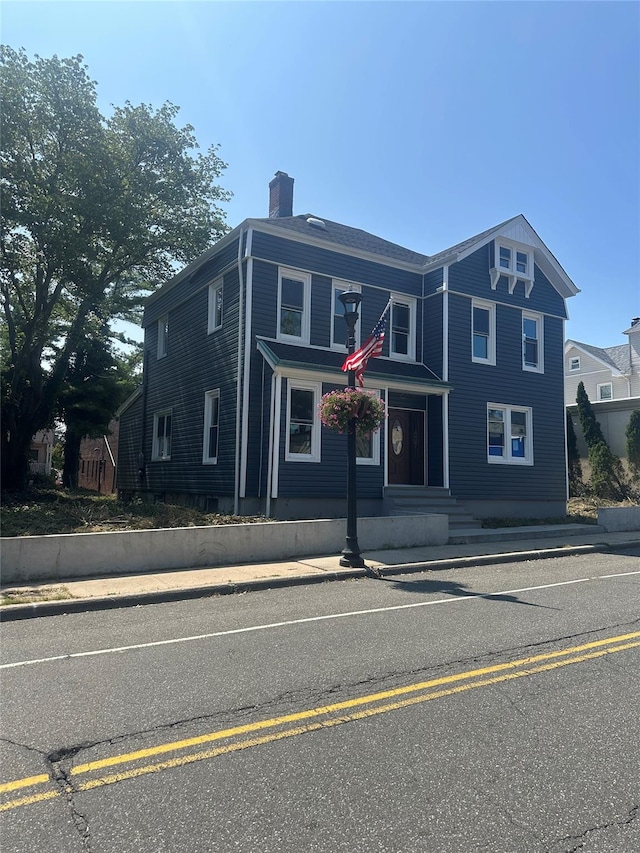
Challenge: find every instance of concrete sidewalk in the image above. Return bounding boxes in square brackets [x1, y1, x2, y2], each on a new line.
[2, 526, 639, 621]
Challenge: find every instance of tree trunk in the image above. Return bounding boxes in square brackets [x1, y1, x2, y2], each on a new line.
[63, 431, 81, 489]
[1, 422, 31, 491]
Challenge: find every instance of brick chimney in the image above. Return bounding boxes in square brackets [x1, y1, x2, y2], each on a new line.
[269, 171, 294, 218]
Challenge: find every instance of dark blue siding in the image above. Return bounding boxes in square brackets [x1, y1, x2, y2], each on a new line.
[447, 293, 566, 501]
[423, 292, 444, 378]
[449, 245, 567, 318]
[276, 380, 385, 500]
[116, 394, 143, 492]
[140, 263, 243, 497]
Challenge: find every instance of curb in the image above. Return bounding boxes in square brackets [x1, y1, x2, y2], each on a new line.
[1, 540, 638, 623]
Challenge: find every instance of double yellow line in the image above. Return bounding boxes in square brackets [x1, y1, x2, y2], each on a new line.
[2, 630, 639, 812]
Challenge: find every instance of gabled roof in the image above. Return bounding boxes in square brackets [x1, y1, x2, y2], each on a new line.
[565, 339, 630, 376]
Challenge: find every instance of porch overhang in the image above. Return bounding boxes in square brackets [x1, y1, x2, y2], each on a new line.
[256, 338, 453, 395]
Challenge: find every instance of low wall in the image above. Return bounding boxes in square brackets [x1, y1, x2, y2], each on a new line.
[597, 505, 640, 532]
[1, 514, 448, 584]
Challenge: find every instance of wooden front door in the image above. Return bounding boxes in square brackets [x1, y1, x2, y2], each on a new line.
[388, 409, 425, 485]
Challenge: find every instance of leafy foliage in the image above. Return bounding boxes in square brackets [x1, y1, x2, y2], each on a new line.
[0, 47, 231, 489]
[626, 409, 640, 480]
[566, 411, 583, 496]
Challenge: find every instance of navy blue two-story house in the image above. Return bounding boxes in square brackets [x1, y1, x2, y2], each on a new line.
[117, 172, 579, 522]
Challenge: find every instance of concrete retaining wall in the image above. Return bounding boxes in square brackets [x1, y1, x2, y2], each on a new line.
[597, 505, 640, 532]
[1, 514, 448, 584]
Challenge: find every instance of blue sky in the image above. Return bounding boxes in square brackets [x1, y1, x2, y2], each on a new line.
[4, 0, 639, 347]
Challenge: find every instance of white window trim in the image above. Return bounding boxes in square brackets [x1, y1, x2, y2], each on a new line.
[331, 281, 361, 350]
[487, 403, 533, 466]
[356, 390, 382, 466]
[522, 310, 544, 373]
[389, 294, 417, 362]
[277, 268, 311, 344]
[597, 382, 613, 401]
[285, 379, 321, 462]
[569, 356, 581, 371]
[490, 240, 534, 298]
[471, 298, 496, 366]
[152, 409, 172, 461]
[202, 389, 220, 464]
[207, 279, 223, 333]
[157, 316, 168, 359]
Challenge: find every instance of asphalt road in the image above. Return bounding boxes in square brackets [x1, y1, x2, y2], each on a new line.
[1, 546, 639, 852]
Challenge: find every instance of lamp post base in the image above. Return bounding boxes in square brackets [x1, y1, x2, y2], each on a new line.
[339, 542, 366, 568]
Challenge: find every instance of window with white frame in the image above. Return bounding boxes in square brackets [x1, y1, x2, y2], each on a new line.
[389, 297, 416, 360]
[487, 404, 533, 464]
[491, 241, 534, 297]
[202, 390, 220, 463]
[472, 299, 496, 365]
[522, 311, 544, 372]
[331, 282, 361, 350]
[278, 268, 311, 342]
[569, 356, 581, 371]
[597, 382, 613, 401]
[208, 280, 223, 333]
[356, 392, 382, 465]
[152, 410, 172, 461]
[286, 381, 320, 461]
[157, 316, 168, 359]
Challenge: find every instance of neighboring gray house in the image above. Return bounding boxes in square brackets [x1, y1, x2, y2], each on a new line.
[565, 319, 640, 465]
[117, 172, 579, 521]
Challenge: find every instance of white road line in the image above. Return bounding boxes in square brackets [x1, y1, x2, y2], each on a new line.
[1, 571, 638, 670]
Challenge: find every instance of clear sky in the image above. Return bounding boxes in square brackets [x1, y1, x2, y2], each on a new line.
[4, 0, 639, 348]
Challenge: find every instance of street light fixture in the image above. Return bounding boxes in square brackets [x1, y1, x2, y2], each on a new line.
[338, 289, 365, 568]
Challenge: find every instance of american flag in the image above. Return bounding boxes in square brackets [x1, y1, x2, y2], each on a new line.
[341, 302, 390, 386]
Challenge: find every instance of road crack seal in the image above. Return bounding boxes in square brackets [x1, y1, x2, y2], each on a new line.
[45, 745, 94, 851]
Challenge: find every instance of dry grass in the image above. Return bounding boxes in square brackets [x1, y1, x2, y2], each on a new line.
[0, 487, 267, 537]
[481, 496, 636, 529]
[0, 586, 72, 606]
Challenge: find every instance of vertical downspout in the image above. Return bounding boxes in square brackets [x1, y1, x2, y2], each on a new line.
[234, 229, 245, 515]
[563, 317, 570, 501]
[442, 265, 450, 489]
[239, 237, 254, 501]
[265, 369, 277, 518]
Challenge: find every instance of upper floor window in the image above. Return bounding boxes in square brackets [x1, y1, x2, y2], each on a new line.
[487, 404, 533, 465]
[522, 311, 544, 373]
[389, 296, 416, 360]
[202, 390, 220, 463]
[331, 282, 361, 350]
[472, 299, 496, 365]
[157, 315, 168, 359]
[492, 241, 534, 297]
[569, 356, 581, 371]
[286, 381, 320, 461]
[597, 382, 613, 401]
[278, 268, 311, 343]
[152, 410, 172, 461]
[208, 280, 223, 333]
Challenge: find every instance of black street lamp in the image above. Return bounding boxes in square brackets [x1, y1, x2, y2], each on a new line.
[338, 289, 365, 568]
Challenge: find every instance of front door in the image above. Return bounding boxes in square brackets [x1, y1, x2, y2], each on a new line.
[387, 408, 425, 485]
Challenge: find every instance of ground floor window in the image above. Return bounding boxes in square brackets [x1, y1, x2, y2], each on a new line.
[286, 381, 320, 461]
[202, 390, 220, 463]
[487, 404, 533, 464]
[152, 410, 172, 461]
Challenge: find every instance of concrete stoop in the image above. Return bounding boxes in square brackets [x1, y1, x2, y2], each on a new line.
[449, 523, 604, 545]
[384, 486, 482, 530]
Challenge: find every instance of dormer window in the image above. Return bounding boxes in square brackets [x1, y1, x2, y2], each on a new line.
[491, 241, 534, 297]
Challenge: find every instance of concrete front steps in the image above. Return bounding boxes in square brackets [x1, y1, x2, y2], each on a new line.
[449, 523, 604, 545]
[384, 486, 482, 530]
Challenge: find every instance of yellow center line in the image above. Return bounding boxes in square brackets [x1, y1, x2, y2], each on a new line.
[1, 630, 638, 812]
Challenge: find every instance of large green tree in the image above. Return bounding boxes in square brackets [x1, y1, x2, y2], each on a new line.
[1, 47, 230, 489]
